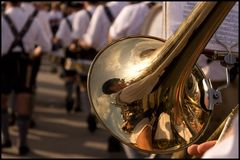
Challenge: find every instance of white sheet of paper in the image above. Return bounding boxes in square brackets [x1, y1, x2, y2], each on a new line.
[165, 2, 239, 52]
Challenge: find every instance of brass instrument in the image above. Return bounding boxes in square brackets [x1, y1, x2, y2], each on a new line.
[87, 2, 236, 154]
[45, 52, 91, 75]
[46, 53, 64, 65]
[64, 58, 91, 74]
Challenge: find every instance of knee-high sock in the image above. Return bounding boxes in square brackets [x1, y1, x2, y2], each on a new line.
[17, 115, 30, 147]
[66, 80, 74, 100]
[1, 108, 10, 141]
[81, 92, 91, 114]
[29, 93, 35, 120]
[76, 84, 81, 107]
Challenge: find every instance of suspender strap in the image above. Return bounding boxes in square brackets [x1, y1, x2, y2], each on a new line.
[65, 17, 72, 32]
[31, 9, 39, 18]
[85, 10, 92, 20]
[4, 9, 39, 54]
[103, 5, 114, 23]
[4, 14, 26, 54]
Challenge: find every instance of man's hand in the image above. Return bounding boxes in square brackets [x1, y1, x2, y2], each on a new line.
[187, 140, 217, 157]
[69, 43, 78, 53]
[79, 39, 90, 49]
[31, 46, 42, 59]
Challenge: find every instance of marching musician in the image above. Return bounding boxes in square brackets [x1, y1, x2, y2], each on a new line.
[79, 1, 130, 152]
[53, 2, 84, 113]
[108, 2, 156, 43]
[1, 1, 51, 155]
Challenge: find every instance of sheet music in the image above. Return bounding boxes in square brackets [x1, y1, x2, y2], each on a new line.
[166, 2, 239, 52]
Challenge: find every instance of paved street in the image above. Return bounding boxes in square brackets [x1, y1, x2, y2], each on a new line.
[1, 56, 128, 159]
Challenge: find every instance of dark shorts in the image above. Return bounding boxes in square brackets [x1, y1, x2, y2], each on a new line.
[1, 52, 35, 94]
[77, 47, 97, 82]
[31, 55, 42, 89]
[78, 47, 97, 61]
[65, 70, 77, 77]
[64, 48, 78, 77]
[80, 74, 87, 82]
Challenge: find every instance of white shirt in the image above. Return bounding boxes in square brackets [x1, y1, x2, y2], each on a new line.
[48, 10, 63, 21]
[109, 2, 151, 40]
[71, 6, 96, 40]
[1, 7, 51, 56]
[36, 10, 53, 40]
[202, 114, 239, 158]
[21, 2, 35, 16]
[21, 2, 53, 40]
[56, 13, 75, 48]
[83, 2, 129, 51]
